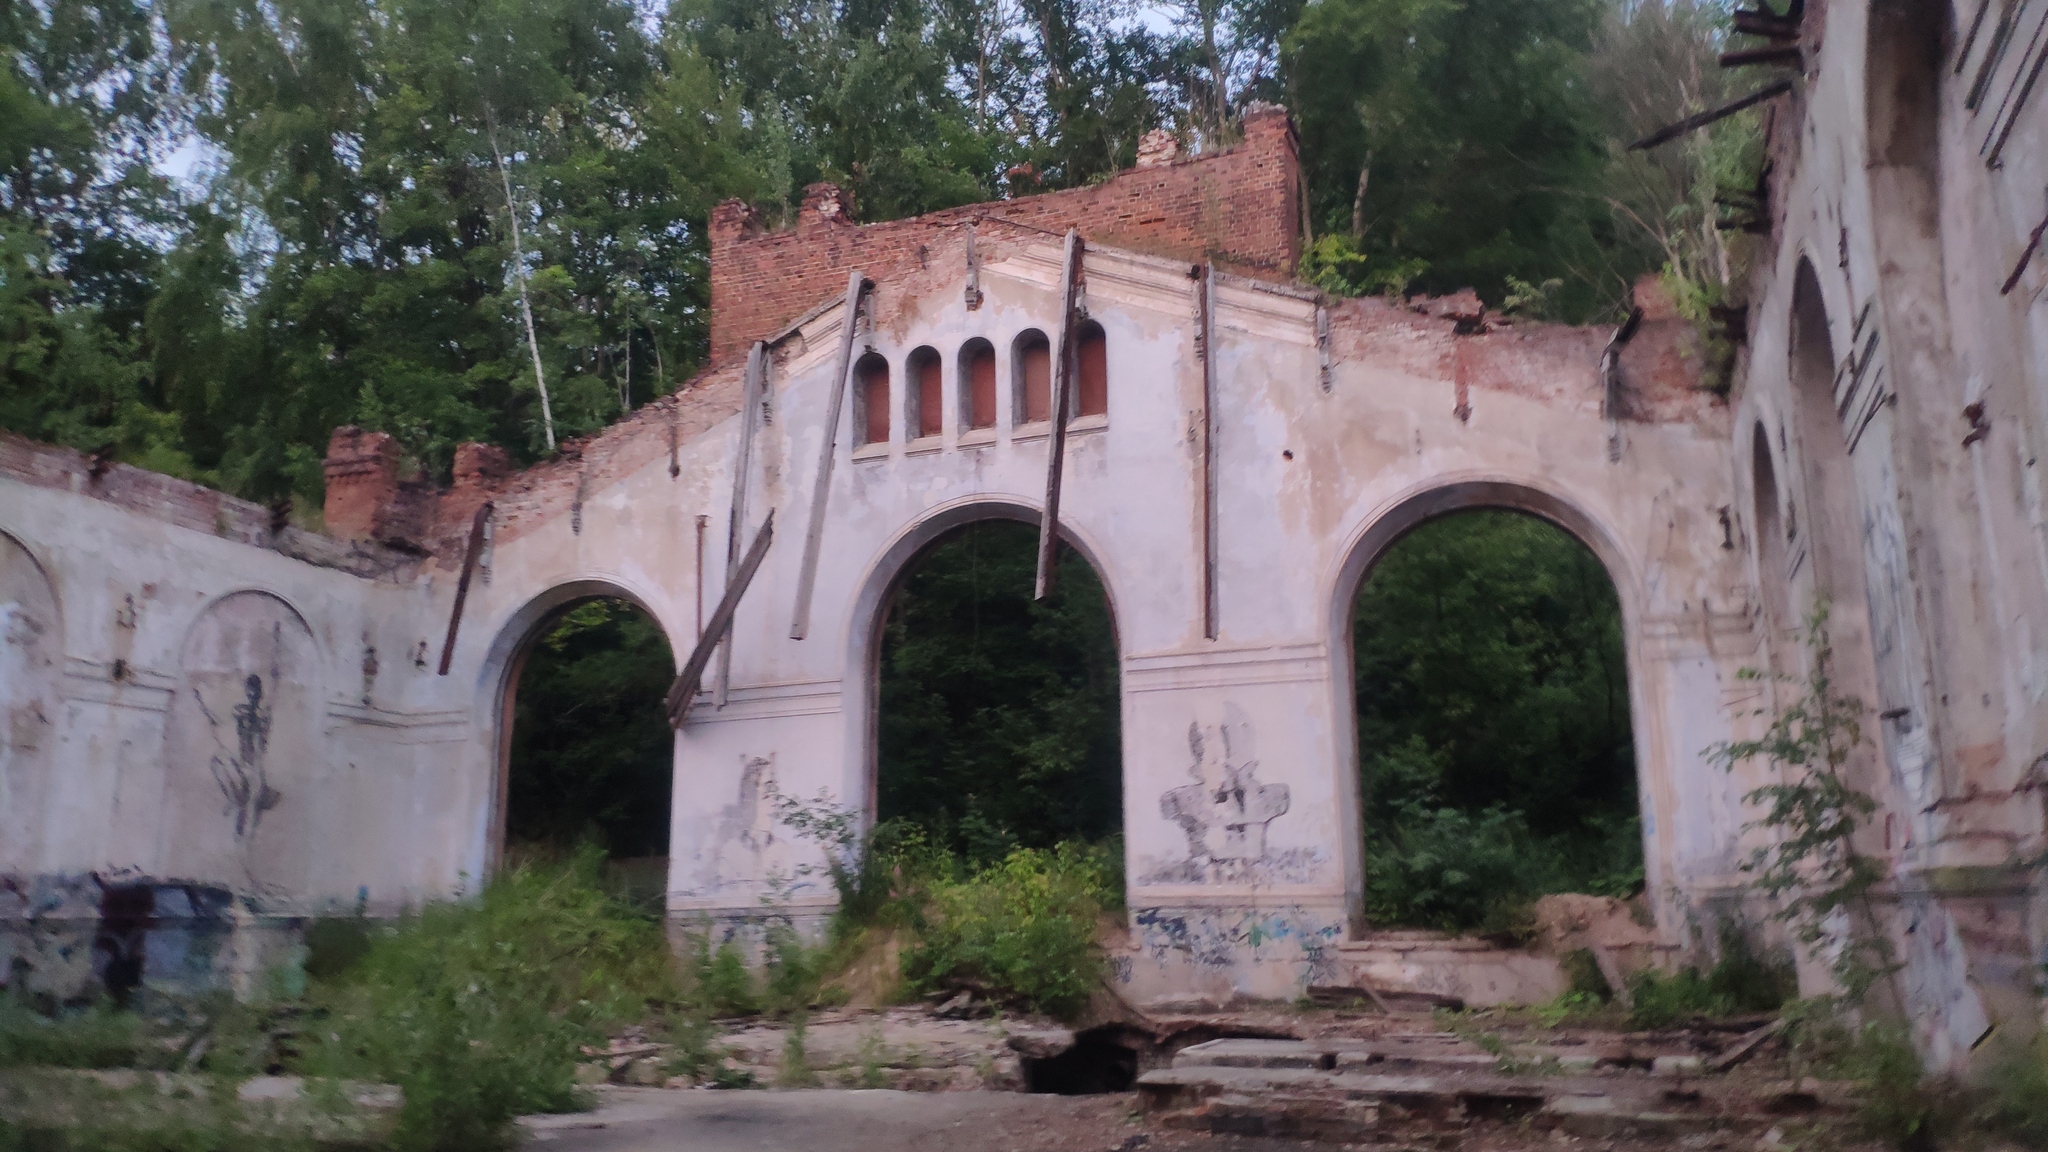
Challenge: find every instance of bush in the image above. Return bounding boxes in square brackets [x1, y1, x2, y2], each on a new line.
[1365, 800, 1643, 934]
[1625, 933, 1792, 1029]
[1974, 1033, 2048, 1148]
[301, 848, 676, 1151]
[901, 842, 1115, 1019]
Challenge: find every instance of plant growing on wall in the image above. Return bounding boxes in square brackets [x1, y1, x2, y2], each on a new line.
[1706, 603, 1896, 1003]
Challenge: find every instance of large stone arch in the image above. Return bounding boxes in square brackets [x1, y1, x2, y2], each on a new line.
[475, 576, 681, 876]
[1322, 478, 1668, 929]
[160, 590, 322, 899]
[841, 495, 1124, 826]
[0, 530, 62, 874]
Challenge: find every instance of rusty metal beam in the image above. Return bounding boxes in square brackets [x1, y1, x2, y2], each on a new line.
[1034, 229, 1084, 601]
[437, 500, 493, 676]
[670, 511, 775, 727]
[1200, 263, 1219, 640]
[1629, 80, 1795, 151]
[790, 272, 870, 640]
[717, 341, 768, 704]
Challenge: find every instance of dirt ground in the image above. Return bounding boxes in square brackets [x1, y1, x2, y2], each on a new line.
[515, 1085, 1770, 1152]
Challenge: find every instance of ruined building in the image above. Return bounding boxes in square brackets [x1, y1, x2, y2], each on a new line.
[1, 1, 2041, 1069]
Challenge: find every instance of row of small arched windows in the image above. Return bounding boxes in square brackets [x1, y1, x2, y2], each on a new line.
[853, 324, 1108, 448]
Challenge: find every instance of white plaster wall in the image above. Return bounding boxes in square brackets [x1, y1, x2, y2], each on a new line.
[0, 482, 478, 915]
[455, 233, 1755, 1004]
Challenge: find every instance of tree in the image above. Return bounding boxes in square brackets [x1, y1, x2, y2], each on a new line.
[1354, 511, 1643, 927]
[877, 522, 1122, 862]
[0, 0, 186, 468]
[1286, 0, 1620, 316]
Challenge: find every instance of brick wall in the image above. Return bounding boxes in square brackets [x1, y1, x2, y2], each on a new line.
[709, 105, 1302, 362]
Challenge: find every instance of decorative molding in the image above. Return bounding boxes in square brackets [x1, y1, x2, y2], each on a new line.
[686, 678, 844, 725]
[1122, 643, 1329, 693]
[58, 657, 177, 712]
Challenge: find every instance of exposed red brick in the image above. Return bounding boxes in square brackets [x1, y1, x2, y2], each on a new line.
[322, 427, 401, 542]
[708, 103, 1302, 362]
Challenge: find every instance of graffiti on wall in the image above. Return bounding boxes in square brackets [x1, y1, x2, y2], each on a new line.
[163, 592, 318, 894]
[1140, 704, 1325, 885]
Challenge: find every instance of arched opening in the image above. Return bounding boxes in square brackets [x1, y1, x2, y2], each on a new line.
[855, 352, 891, 447]
[1753, 422, 1794, 643]
[1074, 321, 1107, 419]
[500, 595, 676, 904]
[1013, 330, 1052, 427]
[1347, 507, 1641, 933]
[960, 339, 997, 432]
[0, 531, 60, 875]
[908, 346, 943, 440]
[872, 517, 1121, 862]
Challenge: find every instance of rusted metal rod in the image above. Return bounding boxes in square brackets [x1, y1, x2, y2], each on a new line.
[1034, 228, 1084, 601]
[669, 511, 775, 727]
[437, 500, 493, 676]
[791, 272, 870, 639]
[1629, 80, 1795, 151]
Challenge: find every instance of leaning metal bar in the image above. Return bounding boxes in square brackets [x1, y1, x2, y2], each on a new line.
[438, 500, 494, 675]
[1201, 264, 1220, 640]
[1035, 229, 1084, 601]
[717, 341, 768, 704]
[670, 511, 775, 726]
[790, 272, 869, 640]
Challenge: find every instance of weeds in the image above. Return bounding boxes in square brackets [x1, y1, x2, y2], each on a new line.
[776, 793, 1119, 1020]
[1625, 926, 1794, 1029]
[901, 843, 1116, 1019]
[301, 847, 676, 1151]
[0, 999, 154, 1070]
[1706, 604, 1893, 1002]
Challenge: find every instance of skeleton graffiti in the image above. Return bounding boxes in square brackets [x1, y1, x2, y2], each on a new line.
[163, 592, 317, 891]
[199, 669, 281, 838]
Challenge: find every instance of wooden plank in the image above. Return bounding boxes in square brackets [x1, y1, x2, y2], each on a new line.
[437, 501, 494, 676]
[1200, 263, 1219, 640]
[717, 341, 768, 704]
[1034, 229, 1084, 601]
[669, 511, 775, 727]
[1628, 80, 1795, 151]
[790, 272, 870, 640]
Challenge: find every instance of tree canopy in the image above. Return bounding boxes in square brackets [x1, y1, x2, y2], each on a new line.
[3, 0, 1762, 509]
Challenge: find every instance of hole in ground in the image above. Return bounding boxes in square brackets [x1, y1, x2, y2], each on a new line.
[1023, 1027, 1140, 1095]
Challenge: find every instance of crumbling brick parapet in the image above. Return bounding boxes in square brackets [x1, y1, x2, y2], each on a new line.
[322, 427, 401, 542]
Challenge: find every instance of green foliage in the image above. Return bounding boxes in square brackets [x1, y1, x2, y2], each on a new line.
[1974, 1033, 2048, 1148]
[685, 937, 762, 1019]
[900, 842, 1116, 1020]
[877, 522, 1122, 863]
[1355, 511, 1643, 930]
[1559, 949, 1612, 1003]
[507, 598, 676, 859]
[5, 0, 1761, 505]
[1706, 604, 1892, 1001]
[1625, 926, 1793, 1028]
[0, 1000, 153, 1070]
[1285, 0, 1621, 318]
[302, 849, 676, 1151]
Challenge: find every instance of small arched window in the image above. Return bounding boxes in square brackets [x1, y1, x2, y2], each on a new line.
[1075, 321, 1107, 419]
[908, 347, 943, 440]
[1014, 330, 1052, 425]
[855, 352, 891, 447]
[960, 339, 997, 431]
